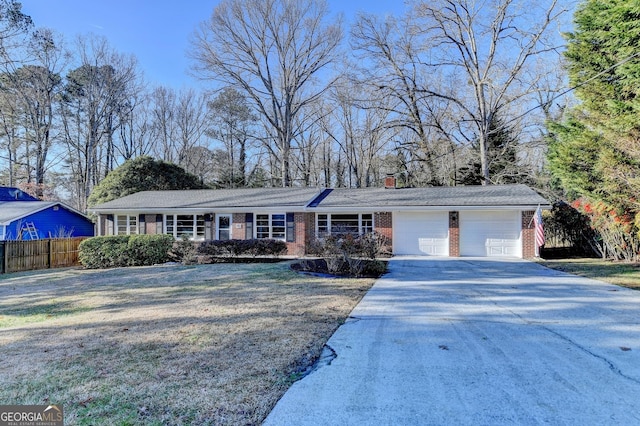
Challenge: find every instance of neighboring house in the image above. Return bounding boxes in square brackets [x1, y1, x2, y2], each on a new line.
[90, 181, 550, 259]
[0, 187, 95, 240]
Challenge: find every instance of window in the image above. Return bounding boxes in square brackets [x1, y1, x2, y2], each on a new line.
[116, 215, 137, 235]
[362, 214, 373, 234]
[330, 214, 360, 234]
[255, 214, 286, 240]
[317, 214, 329, 237]
[0, 225, 5, 240]
[316, 213, 374, 236]
[165, 214, 205, 240]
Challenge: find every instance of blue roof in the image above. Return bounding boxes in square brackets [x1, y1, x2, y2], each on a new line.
[0, 187, 39, 202]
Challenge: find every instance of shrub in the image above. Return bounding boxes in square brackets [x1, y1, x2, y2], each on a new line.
[79, 234, 173, 269]
[169, 235, 199, 265]
[128, 234, 174, 266]
[79, 236, 130, 269]
[306, 232, 390, 276]
[197, 239, 287, 259]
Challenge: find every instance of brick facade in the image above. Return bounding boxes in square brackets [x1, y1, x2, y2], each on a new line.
[231, 213, 245, 240]
[96, 209, 539, 259]
[449, 211, 460, 257]
[375, 212, 393, 250]
[281, 212, 309, 256]
[521, 210, 536, 259]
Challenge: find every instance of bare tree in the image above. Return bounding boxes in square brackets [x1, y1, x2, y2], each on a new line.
[115, 88, 154, 160]
[60, 34, 140, 211]
[413, 0, 566, 184]
[0, 0, 32, 186]
[0, 83, 20, 185]
[0, 0, 32, 67]
[207, 87, 257, 187]
[351, 13, 451, 186]
[175, 88, 209, 168]
[149, 86, 178, 163]
[1, 29, 68, 197]
[328, 78, 393, 187]
[191, 0, 342, 186]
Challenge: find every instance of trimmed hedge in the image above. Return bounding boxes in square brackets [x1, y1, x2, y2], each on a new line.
[198, 239, 287, 258]
[79, 235, 174, 269]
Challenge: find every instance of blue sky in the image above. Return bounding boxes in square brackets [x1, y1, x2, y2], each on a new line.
[22, 1, 404, 90]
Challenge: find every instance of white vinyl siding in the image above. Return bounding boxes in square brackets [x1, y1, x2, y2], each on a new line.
[459, 211, 521, 257]
[393, 212, 449, 256]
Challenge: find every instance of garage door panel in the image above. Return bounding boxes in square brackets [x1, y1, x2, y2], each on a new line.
[394, 212, 449, 256]
[460, 211, 521, 257]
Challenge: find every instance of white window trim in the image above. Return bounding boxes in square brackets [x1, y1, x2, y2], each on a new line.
[115, 214, 138, 236]
[216, 214, 232, 240]
[316, 213, 375, 237]
[255, 213, 286, 240]
[164, 214, 206, 241]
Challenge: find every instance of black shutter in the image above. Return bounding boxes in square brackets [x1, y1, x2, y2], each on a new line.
[245, 213, 253, 239]
[156, 214, 163, 235]
[286, 212, 295, 242]
[138, 214, 146, 234]
[107, 214, 114, 235]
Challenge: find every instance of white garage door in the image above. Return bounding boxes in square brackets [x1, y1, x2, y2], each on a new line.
[394, 212, 449, 255]
[460, 211, 521, 257]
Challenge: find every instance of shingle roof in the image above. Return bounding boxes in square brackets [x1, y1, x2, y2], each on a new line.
[0, 187, 38, 202]
[0, 201, 90, 224]
[0, 201, 58, 223]
[90, 187, 324, 211]
[89, 184, 549, 212]
[316, 184, 549, 209]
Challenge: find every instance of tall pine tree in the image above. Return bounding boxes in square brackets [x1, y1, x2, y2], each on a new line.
[547, 0, 640, 257]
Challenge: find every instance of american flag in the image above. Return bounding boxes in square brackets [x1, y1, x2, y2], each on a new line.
[534, 206, 545, 248]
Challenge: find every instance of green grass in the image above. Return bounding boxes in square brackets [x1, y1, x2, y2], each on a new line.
[539, 258, 640, 290]
[0, 300, 93, 328]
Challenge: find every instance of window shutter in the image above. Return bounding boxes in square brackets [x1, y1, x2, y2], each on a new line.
[286, 212, 295, 242]
[138, 214, 146, 234]
[106, 214, 114, 236]
[245, 213, 253, 239]
[156, 214, 163, 235]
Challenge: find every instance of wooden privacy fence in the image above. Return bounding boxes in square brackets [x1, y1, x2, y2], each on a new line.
[0, 237, 87, 274]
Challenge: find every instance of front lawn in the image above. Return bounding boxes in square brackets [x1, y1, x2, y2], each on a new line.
[539, 258, 640, 290]
[0, 263, 375, 425]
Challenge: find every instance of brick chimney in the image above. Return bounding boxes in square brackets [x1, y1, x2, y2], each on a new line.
[384, 174, 396, 189]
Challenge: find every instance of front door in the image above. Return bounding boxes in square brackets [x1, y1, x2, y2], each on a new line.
[217, 214, 232, 240]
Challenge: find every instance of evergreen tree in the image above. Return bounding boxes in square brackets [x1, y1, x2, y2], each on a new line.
[457, 115, 526, 185]
[87, 156, 205, 206]
[548, 0, 640, 213]
[547, 0, 640, 258]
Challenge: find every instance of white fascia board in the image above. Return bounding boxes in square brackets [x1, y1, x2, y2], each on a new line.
[92, 206, 309, 215]
[308, 204, 551, 212]
[2, 202, 58, 223]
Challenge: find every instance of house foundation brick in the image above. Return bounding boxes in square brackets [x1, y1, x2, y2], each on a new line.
[449, 211, 460, 257]
[144, 214, 157, 234]
[231, 213, 245, 240]
[285, 212, 310, 256]
[375, 212, 393, 249]
[522, 210, 535, 259]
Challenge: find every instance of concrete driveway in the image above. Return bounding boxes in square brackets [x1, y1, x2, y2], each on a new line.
[264, 257, 640, 425]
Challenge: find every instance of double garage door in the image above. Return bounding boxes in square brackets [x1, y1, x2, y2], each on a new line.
[393, 211, 522, 257]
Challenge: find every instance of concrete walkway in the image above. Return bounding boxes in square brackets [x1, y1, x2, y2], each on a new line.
[264, 257, 640, 425]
